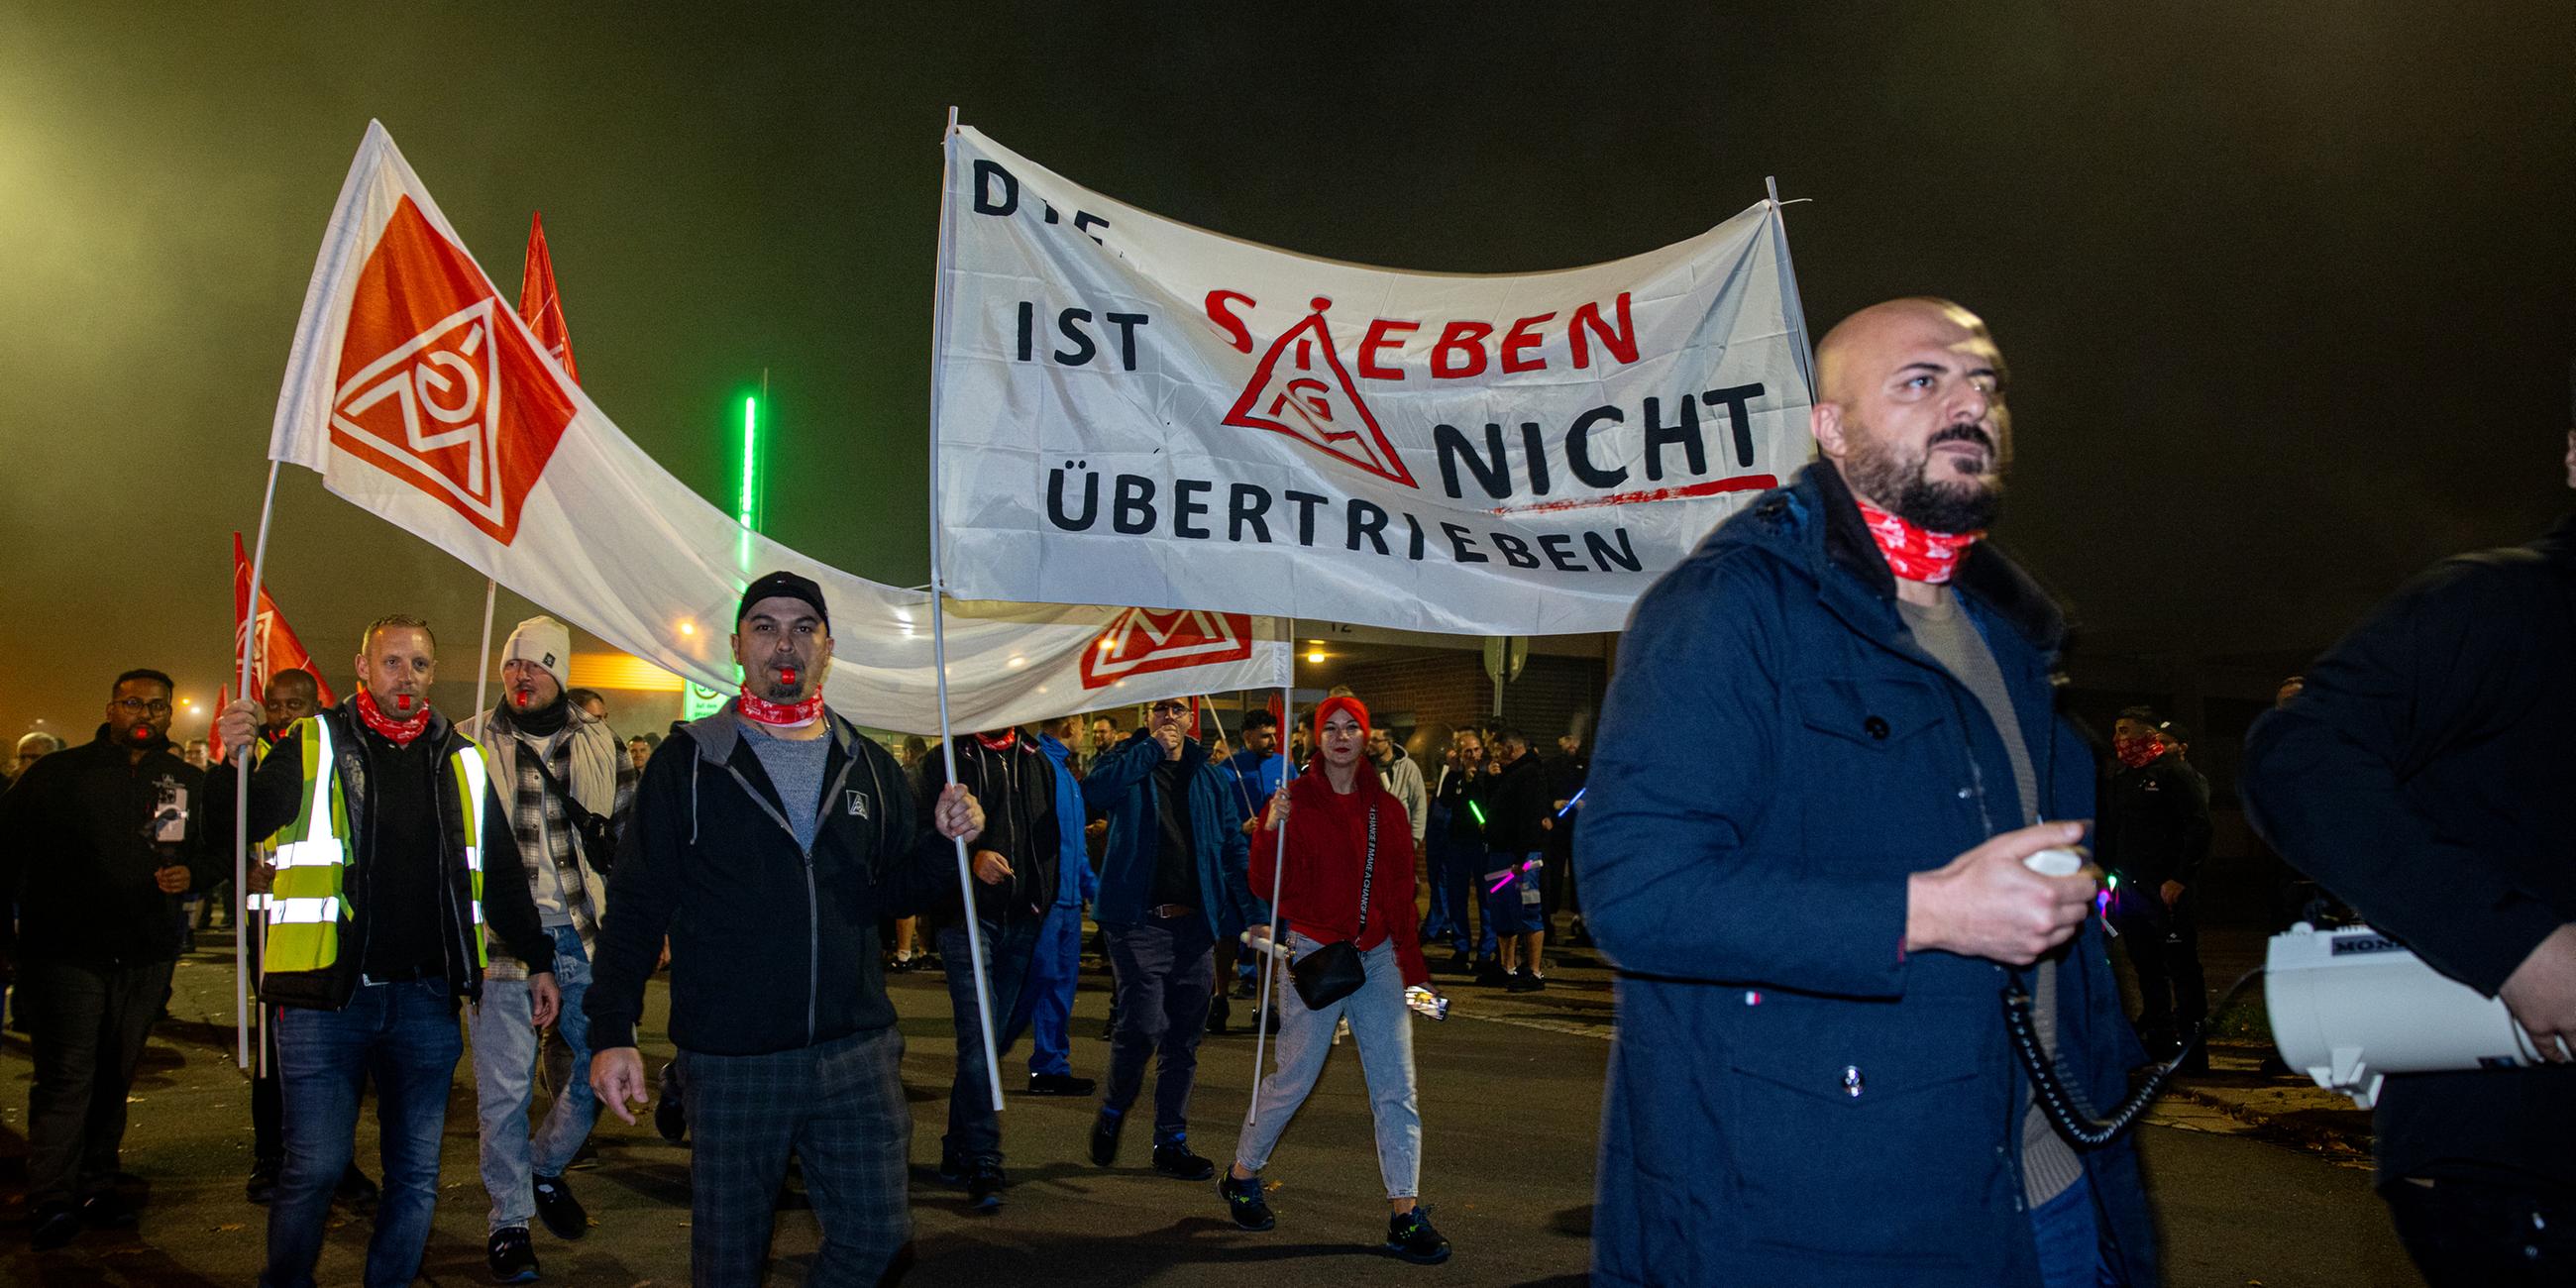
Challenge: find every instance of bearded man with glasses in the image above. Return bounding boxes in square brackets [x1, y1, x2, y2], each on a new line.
[0, 668, 210, 1249]
[1080, 698, 1265, 1180]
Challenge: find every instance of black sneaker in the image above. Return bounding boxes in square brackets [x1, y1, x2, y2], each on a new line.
[1152, 1140, 1216, 1181]
[1508, 968, 1545, 993]
[936, 1149, 970, 1186]
[966, 1161, 1007, 1212]
[654, 1062, 687, 1143]
[486, 1226, 541, 1283]
[79, 1190, 140, 1228]
[1207, 994, 1230, 1034]
[532, 1172, 587, 1240]
[1027, 1072, 1096, 1097]
[30, 1202, 80, 1250]
[1385, 1206, 1451, 1264]
[336, 1164, 380, 1214]
[1218, 1171, 1274, 1231]
[246, 1158, 280, 1206]
[1473, 958, 1508, 988]
[1090, 1111, 1124, 1167]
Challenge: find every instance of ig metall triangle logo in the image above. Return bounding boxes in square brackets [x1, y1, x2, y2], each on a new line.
[1221, 297, 1419, 489]
[1080, 608, 1256, 691]
[329, 198, 575, 546]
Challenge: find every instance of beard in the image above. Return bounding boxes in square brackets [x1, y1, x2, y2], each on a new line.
[1843, 420, 2005, 533]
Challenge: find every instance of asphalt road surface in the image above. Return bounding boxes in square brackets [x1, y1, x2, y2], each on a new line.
[1, 930, 2420, 1285]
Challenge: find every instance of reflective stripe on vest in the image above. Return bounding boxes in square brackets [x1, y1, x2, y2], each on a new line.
[261, 716, 491, 974]
[451, 749, 491, 960]
[264, 718, 347, 973]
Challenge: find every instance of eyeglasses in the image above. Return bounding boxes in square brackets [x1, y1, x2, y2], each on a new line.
[113, 698, 173, 716]
[1148, 701, 1190, 716]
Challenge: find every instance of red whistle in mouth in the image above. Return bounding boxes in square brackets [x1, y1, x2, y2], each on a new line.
[514, 692, 530, 707]
[129, 725, 152, 742]
[780, 668, 799, 685]
[394, 695, 414, 711]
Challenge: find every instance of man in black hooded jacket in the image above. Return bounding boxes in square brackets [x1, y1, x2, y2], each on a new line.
[2244, 430, 2576, 1285]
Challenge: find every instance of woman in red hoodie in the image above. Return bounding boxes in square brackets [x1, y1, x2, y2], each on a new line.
[1218, 696, 1449, 1265]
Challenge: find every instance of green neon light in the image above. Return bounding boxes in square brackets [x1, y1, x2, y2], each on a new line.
[737, 395, 759, 529]
[1467, 802, 1487, 826]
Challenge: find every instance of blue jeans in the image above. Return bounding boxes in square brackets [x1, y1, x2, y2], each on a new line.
[1433, 834, 1496, 957]
[1025, 905, 1085, 1078]
[936, 918, 1041, 1165]
[473, 925, 596, 1232]
[1101, 913, 1215, 1145]
[2029, 1171, 2109, 1288]
[1233, 934, 1423, 1198]
[263, 979, 463, 1288]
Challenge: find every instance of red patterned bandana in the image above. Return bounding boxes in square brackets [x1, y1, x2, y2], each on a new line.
[738, 688, 824, 728]
[354, 689, 431, 747]
[1857, 499, 1985, 585]
[2113, 733, 2167, 770]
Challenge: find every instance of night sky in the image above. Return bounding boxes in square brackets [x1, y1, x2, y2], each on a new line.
[2, 3, 2567, 742]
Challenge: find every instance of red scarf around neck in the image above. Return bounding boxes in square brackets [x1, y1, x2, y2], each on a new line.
[1857, 499, 1985, 585]
[354, 689, 431, 746]
[738, 688, 824, 727]
[974, 729, 1019, 752]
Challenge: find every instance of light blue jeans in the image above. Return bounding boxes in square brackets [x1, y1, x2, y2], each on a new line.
[473, 925, 596, 1233]
[1232, 933, 1422, 1199]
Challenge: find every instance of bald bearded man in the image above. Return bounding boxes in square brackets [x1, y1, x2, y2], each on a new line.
[1579, 299, 2153, 1286]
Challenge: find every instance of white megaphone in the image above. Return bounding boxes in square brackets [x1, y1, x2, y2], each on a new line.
[2264, 922, 2549, 1109]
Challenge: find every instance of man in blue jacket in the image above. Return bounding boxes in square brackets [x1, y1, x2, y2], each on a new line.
[1579, 297, 2152, 1287]
[1082, 698, 1263, 1180]
[1026, 718, 1100, 1098]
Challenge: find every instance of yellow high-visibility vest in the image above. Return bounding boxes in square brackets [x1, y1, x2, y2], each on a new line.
[260, 715, 490, 975]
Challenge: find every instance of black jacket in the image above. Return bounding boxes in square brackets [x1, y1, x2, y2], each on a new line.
[2244, 513, 2576, 1189]
[1480, 752, 1553, 855]
[0, 729, 211, 965]
[586, 703, 961, 1058]
[212, 703, 553, 1011]
[916, 734, 1058, 928]
[1435, 762, 1487, 846]
[2098, 753, 2212, 891]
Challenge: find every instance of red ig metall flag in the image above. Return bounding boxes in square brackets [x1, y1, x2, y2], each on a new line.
[518, 212, 579, 384]
[232, 532, 337, 712]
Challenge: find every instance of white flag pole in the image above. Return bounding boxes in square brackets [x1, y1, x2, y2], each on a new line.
[1246, 632, 1295, 1127]
[1764, 176, 1819, 403]
[926, 104, 1005, 1112]
[233, 460, 281, 1071]
[473, 578, 497, 722]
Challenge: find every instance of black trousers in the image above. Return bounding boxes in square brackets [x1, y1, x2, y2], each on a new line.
[21, 957, 175, 1207]
[2114, 895, 2204, 1043]
[2387, 1177, 2576, 1287]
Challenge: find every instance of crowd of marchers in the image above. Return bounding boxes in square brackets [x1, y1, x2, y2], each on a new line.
[4, 294, 2572, 1288]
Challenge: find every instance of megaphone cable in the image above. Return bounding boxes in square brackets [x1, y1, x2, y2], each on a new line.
[2004, 966, 2265, 1148]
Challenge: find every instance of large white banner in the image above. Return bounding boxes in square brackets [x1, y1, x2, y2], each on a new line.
[269, 123, 1289, 735]
[932, 126, 1815, 636]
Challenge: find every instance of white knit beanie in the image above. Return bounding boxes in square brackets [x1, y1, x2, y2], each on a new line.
[502, 615, 573, 687]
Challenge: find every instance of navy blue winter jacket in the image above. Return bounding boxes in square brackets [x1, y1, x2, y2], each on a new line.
[1082, 731, 1262, 942]
[1577, 463, 2153, 1288]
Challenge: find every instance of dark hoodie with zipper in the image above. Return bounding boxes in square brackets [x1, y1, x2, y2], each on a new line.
[207, 701, 553, 1011]
[914, 732, 1058, 930]
[585, 701, 962, 1058]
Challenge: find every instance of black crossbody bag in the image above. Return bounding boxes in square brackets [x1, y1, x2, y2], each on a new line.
[525, 742, 617, 877]
[1289, 801, 1376, 1010]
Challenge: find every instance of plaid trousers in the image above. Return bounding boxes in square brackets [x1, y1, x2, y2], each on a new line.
[683, 1026, 911, 1288]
